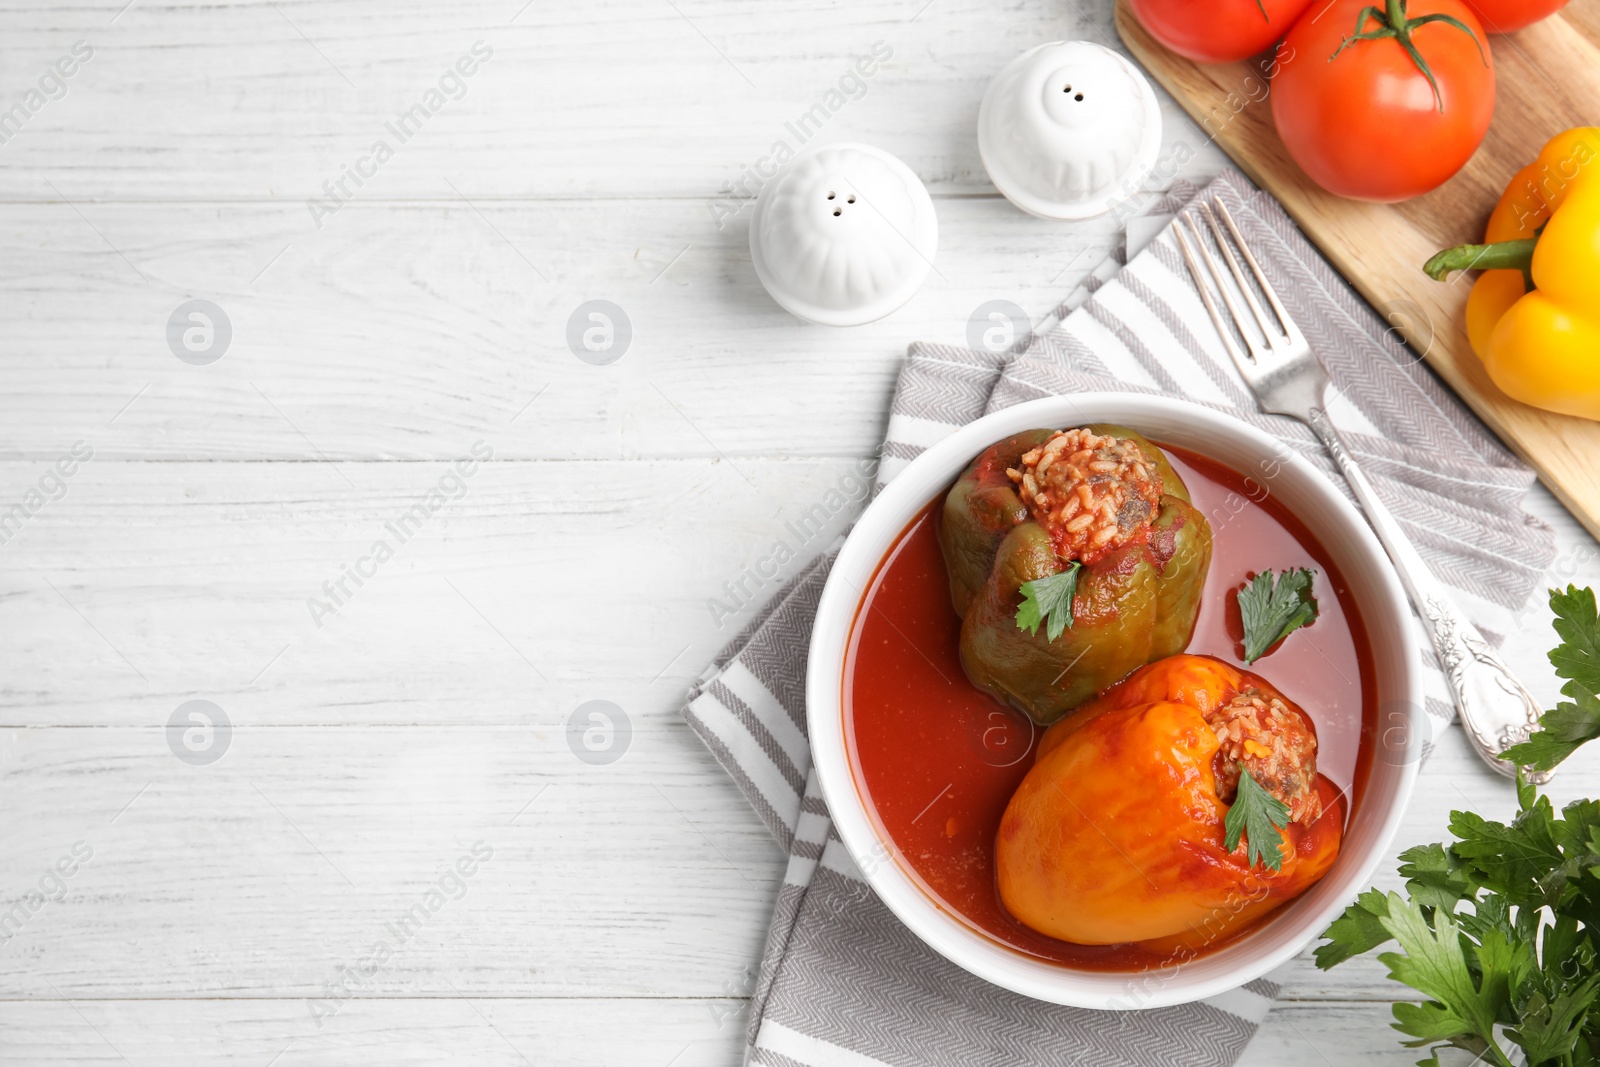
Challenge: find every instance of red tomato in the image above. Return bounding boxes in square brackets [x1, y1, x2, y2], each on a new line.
[1129, 0, 1317, 63]
[1460, 0, 1569, 32]
[1271, 0, 1496, 202]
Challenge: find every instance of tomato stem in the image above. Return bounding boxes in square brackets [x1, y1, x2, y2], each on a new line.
[1424, 237, 1538, 290]
[1254, 0, 1270, 18]
[1329, 0, 1489, 112]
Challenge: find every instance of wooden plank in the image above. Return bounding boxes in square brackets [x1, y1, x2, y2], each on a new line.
[0, 723, 782, 999]
[0, 197, 1136, 461]
[0, 997, 747, 1065]
[0, 458, 879, 724]
[0, 0, 1114, 202]
[1242, 1003, 1423, 1065]
[1116, 0, 1600, 542]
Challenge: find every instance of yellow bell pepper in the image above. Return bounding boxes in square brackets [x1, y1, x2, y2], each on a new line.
[1424, 127, 1600, 422]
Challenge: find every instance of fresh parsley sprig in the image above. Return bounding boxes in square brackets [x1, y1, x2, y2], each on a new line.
[1015, 563, 1082, 642]
[1317, 585, 1600, 1067]
[1237, 568, 1318, 664]
[1501, 585, 1600, 771]
[1223, 767, 1291, 872]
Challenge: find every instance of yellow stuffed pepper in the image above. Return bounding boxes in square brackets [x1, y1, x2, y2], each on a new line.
[1425, 127, 1600, 422]
[995, 655, 1342, 948]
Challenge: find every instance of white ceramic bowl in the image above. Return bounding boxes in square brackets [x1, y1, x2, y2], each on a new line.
[807, 394, 1422, 1009]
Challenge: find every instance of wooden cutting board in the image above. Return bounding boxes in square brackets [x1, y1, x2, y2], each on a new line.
[1115, 0, 1600, 541]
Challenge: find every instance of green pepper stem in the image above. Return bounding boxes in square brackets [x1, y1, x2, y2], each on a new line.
[1423, 237, 1537, 282]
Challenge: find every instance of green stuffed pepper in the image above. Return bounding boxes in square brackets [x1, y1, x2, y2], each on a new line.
[939, 425, 1212, 725]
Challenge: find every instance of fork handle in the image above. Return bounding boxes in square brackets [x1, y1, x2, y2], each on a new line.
[1304, 407, 1547, 783]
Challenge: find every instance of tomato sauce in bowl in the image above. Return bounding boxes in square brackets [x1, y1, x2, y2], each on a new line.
[842, 444, 1377, 970]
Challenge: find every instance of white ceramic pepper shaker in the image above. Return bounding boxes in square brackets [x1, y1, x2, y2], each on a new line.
[749, 142, 939, 327]
[978, 41, 1163, 220]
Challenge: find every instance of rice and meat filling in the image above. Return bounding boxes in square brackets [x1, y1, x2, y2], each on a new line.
[1006, 428, 1166, 566]
[1206, 688, 1323, 825]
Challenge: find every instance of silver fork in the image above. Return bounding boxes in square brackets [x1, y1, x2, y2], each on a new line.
[1174, 197, 1547, 783]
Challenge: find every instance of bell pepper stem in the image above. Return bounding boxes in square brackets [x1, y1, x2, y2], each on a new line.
[1423, 237, 1538, 286]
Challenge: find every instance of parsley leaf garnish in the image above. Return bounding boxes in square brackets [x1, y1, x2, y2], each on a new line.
[1314, 888, 1394, 969]
[1500, 689, 1600, 773]
[1502, 586, 1600, 772]
[1222, 767, 1290, 872]
[1015, 563, 1082, 642]
[1378, 895, 1516, 1056]
[1237, 567, 1318, 664]
[1395, 842, 1474, 911]
[1550, 584, 1600, 694]
[1509, 975, 1600, 1066]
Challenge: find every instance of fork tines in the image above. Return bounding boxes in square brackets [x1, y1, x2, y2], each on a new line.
[1173, 198, 1306, 377]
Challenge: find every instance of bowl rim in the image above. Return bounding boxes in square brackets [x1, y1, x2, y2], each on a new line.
[805, 392, 1423, 1010]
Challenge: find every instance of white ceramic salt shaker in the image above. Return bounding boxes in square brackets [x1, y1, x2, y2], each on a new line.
[978, 41, 1163, 221]
[749, 142, 938, 327]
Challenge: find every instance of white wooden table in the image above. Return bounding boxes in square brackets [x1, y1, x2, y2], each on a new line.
[3, 2, 1598, 1063]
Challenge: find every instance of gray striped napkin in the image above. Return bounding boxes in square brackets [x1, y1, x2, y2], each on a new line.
[684, 170, 1555, 1067]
